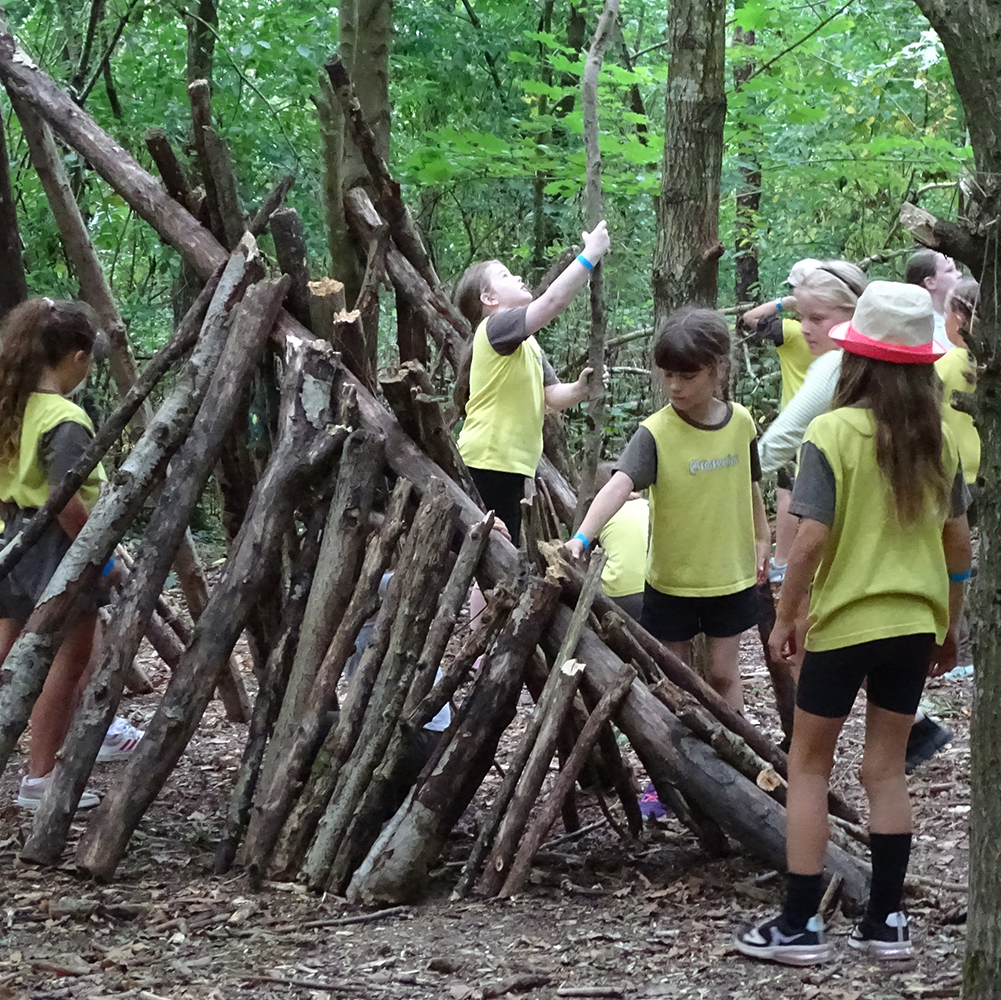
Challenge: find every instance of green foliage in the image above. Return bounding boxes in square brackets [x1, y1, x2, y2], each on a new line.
[3, 0, 973, 450]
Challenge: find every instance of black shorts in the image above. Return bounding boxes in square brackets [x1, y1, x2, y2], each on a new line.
[468, 467, 526, 547]
[609, 592, 644, 621]
[640, 583, 759, 642]
[796, 632, 934, 718]
[776, 463, 796, 492]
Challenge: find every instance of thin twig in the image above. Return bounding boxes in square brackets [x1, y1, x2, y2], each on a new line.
[269, 905, 411, 934]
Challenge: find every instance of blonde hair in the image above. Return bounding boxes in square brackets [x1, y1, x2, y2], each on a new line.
[796, 260, 867, 314]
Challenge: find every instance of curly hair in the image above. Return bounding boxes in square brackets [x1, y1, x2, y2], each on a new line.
[0, 298, 99, 465]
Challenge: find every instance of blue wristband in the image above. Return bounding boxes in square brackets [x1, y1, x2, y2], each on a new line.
[576, 253, 594, 271]
[101, 557, 116, 578]
[948, 568, 972, 583]
[775, 298, 784, 312]
[572, 531, 591, 549]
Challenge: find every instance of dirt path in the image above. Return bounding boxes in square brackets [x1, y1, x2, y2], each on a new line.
[0, 634, 970, 1000]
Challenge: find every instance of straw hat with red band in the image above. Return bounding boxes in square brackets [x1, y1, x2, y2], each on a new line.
[829, 280, 945, 364]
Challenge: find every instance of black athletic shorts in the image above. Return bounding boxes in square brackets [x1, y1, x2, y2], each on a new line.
[776, 462, 796, 492]
[796, 632, 935, 718]
[640, 583, 759, 642]
[468, 467, 526, 547]
[609, 592, 644, 621]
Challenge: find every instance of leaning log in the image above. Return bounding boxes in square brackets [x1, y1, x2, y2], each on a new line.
[75, 337, 350, 880]
[270, 207, 312, 329]
[20, 277, 287, 866]
[0, 241, 257, 778]
[347, 576, 561, 905]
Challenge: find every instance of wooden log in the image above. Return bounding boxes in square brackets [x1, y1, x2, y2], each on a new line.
[215, 503, 326, 874]
[0, 241, 257, 778]
[500, 665, 636, 898]
[330, 307, 375, 393]
[0, 109, 26, 317]
[144, 127, 196, 211]
[305, 481, 457, 891]
[395, 289, 428, 366]
[270, 207, 312, 330]
[379, 362, 479, 501]
[326, 513, 496, 888]
[406, 583, 516, 733]
[20, 277, 287, 866]
[13, 96, 142, 406]
[346, 575, 561, 905]
[477, 554, 607, 896]
[248, 173, 295, 237]
[537, 455, 577, 530]
[324, 58, 440, 292]
[308, 277, 348, 340]
[243, 479, 411, 877]
[74, 337, 350, 880]
[343, 188, 468, 372]
[0, 270, 221, 582]
[188, 78, 244, 249]
[261, 429, 384, 789]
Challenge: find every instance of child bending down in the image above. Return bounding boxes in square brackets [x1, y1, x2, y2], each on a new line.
[567, 308, 770, 712]
[454, 222, 610, 544]
[735, 282, 972, 966]
[0, 298, 140, 811]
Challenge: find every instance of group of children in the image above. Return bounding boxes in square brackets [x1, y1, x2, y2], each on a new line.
[455, 229, 975, 966]
[0, 222, 979, 968]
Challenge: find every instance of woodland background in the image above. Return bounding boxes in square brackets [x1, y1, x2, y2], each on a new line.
[2, 0, 972, 463]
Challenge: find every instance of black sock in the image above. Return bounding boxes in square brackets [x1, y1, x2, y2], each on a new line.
[781, 872, 824, 931]
[867, 832, 912, 926]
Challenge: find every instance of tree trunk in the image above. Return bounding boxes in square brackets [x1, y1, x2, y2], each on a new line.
[20, 277, 286, 866]
[0, 105, 26, 318]
[900, 4, 1001, 991]
[75, 338, 350, 881]
[652, 0, 726, 318]
[270, 207, 313, 330]
[732, 21, 761, 305]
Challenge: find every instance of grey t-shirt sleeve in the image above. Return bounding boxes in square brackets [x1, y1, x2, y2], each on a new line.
[952, 468, 970, 518]
[485, 306, 531, 355]
[613, 426, 657, 491]
[789, 440, 836, 526]
[750, 438, 762, 483]
[541, 353, 558, 387]
[40, 421, 92, 486]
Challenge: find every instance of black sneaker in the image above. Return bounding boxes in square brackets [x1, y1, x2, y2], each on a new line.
[734, 914, 833, 966]
[905, 717, 952, 773]
[848, 911, 914, 960]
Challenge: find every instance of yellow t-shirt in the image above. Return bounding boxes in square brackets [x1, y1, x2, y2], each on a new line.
[456, 316, 546, 478]
[641, 402, 758, 597]
[776, 319, 814, 410]
[798, 407, 959, 652]
[935, 346, 980, 485]
[0, 393, 106, 514]
[597, 497, 648, 598]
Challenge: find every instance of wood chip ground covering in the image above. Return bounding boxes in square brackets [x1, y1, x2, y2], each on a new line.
[0, 629, 971, 1000]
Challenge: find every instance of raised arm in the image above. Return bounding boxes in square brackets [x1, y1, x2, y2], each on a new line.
[525, 222, 610, 335]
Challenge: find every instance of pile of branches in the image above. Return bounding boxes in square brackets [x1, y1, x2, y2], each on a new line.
[0, 26, 872, 909]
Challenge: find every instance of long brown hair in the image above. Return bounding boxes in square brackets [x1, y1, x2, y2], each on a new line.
[0, 298, 99, 464]
[834, 352, 950, 523]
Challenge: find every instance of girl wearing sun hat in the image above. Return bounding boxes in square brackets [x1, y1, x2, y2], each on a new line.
[735, 281, 972, 966]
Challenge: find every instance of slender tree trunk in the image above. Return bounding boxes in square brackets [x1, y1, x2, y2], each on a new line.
[652, 0, 726, 319]
[0, 105, 26, 317]
[732, 20, 760, 305]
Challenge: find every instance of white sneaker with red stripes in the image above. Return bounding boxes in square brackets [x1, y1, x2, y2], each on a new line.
[96, 717, 145, 762]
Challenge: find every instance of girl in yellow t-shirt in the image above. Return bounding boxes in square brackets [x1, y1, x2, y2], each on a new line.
[0, 298, 128, 811]
[736, 282, 971, 967]
[567, 308, 770, 713]
[936, 278, 980, 499]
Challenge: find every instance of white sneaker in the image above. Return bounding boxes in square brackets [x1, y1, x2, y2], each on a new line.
[17, 774, 100, 811]
[96, 717, 144, 762]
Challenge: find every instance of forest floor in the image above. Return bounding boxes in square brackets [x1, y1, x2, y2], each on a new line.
[0, 627, 971, 1000]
